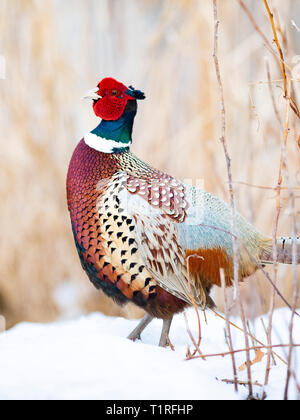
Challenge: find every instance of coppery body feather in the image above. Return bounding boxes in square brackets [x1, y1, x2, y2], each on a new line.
[67, 139, 188, 319]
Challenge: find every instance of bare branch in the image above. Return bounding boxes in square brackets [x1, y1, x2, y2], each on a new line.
[213, 0, 253, 396]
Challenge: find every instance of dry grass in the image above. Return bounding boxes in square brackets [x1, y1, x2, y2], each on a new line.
[0, 0, 299, 328]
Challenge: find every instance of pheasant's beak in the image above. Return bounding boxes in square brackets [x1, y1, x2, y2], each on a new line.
[82, 87, 101, 101]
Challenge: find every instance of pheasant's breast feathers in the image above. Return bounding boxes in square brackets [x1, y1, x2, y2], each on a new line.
[68, 147, 188, 317]
[72, 172, 157, 303]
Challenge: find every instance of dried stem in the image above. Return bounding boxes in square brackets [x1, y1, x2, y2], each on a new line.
[232, 181, 300, 191]
[264, 52, 287, 387]
[186, 255, 204, 357]
[237, 0, 296, 79]
[220, 269, 238, 391]
[210, 308, 287, 365]
[221, 379, 263, 388]
[265, 58, 283, 130]
[263, 0, 300, 118]
[213, 0, 252, 396]
[188, 343, 300, 361]
[183, 312, 204, 359]
[263, 0, 287, 96]
[238, 0, 299, 118]
[281, 78, 300, 400]
[260, 318, 276, 366]
[237, 0, 273, 50]
[259, 2, 299, 393]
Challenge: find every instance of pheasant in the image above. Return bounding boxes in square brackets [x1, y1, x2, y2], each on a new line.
[67, 77, 300, 347]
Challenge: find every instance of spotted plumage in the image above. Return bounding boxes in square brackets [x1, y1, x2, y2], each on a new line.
[67, 77, 300, 346]
[67, 140, 188, 319]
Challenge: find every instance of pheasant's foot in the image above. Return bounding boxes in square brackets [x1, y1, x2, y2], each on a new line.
[159, 318, 173, 347]
[127, 313, 153, 342]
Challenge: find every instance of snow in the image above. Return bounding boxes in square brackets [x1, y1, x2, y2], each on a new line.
[0, 308, 299, 400]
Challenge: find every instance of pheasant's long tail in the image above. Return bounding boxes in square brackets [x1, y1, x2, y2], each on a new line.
[261, 236, 300, 264]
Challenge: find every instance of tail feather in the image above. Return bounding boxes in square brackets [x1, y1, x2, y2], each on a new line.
[261, 236, 300, 264]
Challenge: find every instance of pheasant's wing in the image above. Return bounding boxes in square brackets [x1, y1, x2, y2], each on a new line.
[125, 169, 269, 299]
[123, 168, 215, 307]
[133, 212, 210, 308]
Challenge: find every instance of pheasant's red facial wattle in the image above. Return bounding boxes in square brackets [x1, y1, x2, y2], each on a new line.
[93, 95, 128, 121]
[93, 77, 135, 121]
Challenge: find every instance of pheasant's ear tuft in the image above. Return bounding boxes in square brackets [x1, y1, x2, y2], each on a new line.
[126, 86, 146, 100]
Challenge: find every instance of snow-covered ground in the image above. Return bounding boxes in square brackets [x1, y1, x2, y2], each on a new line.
[0, 308, 299, 400]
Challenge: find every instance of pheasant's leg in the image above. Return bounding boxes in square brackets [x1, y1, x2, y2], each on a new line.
[159, 317, 173, 347]
[127, 313, 153, 342]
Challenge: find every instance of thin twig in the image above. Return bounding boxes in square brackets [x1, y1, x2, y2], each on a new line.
[221, 378, 263, 388]
[238, 0, 300, 118]
[237, 0, 275, 53]
[264, 53, 287, 385]
[212, 0, 253, 397]
[265, 58, 283, 130]
[231, 181, 300, 191]
[188, 343, 300, 361]
[263, 0, 288, 97]
[186, 255, 204, 357]
[264, 38, 292, 384]
[263, 0, 300, 119]
[210, 308, 287, 365]
[220, 268, 238, 391]
[260, 318, 276, 366]
[248, 78, 300, 86]
[281, 78, 300, 400]
[183, 312, 204, 359]
[237, 0, 297, 81]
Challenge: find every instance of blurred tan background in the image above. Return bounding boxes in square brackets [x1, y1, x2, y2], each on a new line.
[0, 0, 299, 328]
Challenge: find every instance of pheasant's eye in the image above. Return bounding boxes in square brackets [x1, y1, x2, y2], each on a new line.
[111, 89, 118, 96]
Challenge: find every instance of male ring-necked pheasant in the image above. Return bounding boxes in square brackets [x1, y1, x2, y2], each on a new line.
[67, 77, 299, 346]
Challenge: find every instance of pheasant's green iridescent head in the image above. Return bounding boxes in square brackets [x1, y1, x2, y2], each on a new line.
[83, 78, 145, 153]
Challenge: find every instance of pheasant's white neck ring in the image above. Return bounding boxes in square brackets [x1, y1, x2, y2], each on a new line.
[85, 99, 137, 153]
[84, 132, 131, 154]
